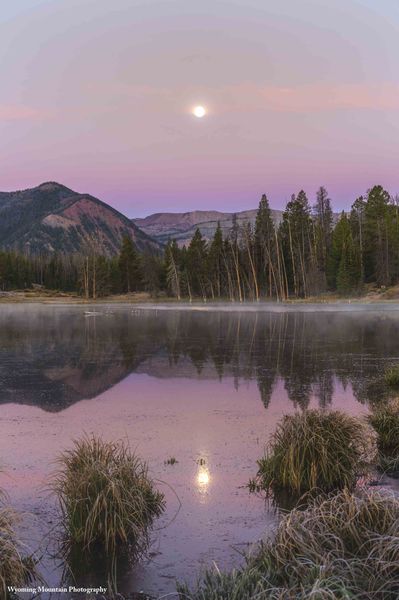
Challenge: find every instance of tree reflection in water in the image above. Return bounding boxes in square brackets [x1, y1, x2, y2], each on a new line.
[0, 305, 397, 411]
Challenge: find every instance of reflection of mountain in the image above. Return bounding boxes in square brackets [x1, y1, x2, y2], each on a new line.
[1, 306, 399, 411]
[0, 307, 163, 411]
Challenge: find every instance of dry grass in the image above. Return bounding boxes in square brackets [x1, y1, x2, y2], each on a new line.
[179, 489, 399, 599]
[0, 507, 41, 598]
[52, 436, 165, 556]
[253, 410, 375, 496]
[384, 366, 399, 388]
[368, 399, 399, 472]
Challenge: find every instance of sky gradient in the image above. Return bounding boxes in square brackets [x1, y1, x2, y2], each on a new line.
[1, 0, 399, 216]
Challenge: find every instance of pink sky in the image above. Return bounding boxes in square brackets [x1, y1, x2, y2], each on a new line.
[1, 0, 399, 216]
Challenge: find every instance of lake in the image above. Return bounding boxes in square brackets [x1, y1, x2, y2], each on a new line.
[1, 303, 399, 598]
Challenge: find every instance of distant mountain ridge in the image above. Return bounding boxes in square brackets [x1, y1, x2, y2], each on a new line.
[0, 182, 161, 256]
[133, 208, 284, 246]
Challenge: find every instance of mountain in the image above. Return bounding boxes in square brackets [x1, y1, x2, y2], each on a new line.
[132, 208, 284, 246]
[0, 182, 160, 255]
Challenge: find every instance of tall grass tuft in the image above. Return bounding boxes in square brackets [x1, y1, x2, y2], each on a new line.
[179, 489, 399, 599]
[0, 507, 41, 598]
[384, 365, 399, 388]
[52, 436, 165, 555]
[368, 399, 399, 472]
[255, 410, 374, 495]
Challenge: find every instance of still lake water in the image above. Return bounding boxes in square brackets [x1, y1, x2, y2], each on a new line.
[1, 303, 399, 598]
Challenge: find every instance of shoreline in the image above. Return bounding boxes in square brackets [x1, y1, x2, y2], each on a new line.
[1, 286, 399, 306]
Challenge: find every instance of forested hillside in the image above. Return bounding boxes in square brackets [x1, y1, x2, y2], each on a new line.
[0, 182, 160, 255]
[0, 185, 398, 300]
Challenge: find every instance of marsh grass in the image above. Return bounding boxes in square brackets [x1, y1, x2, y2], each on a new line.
[368, 399, 399, 473]
[0, 507, 41, 598]
[179, 489, 399, 599]
[52, 436, 165, 557]
[384, 365, 399, 388]
[254, 410, 374, 496]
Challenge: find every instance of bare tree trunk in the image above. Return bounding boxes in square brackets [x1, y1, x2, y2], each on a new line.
[84, 257, 89, 299]
[288, 220, 298, 297]
[92, 255, 96, 300]
[230, 242, 243, 302]
[244, 229, 259, 301]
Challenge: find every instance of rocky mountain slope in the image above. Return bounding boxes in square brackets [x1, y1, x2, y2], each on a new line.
[0, 182, 160, 255]
[133, 208, 284, 246]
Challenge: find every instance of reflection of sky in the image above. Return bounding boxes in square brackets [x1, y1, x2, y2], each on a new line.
[2, 306, 399, 596]
[1, 1, 399, 214]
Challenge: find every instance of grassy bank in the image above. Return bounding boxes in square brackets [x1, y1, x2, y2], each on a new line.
[179, 489, 399, 599]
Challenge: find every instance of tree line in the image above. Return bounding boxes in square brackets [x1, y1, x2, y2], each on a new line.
[0, 236, 164, 298]
[1, 184, 398, 299]
[165, 185, 399, 300]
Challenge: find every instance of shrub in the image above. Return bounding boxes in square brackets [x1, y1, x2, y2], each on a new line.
[0, 507, 41, 598]
[255, 410, 374, 495]
[368, 399, 399, 472]
[384, 365, 399, 388]
[179, 489, 399, 599]
[52, 436, 165, 555]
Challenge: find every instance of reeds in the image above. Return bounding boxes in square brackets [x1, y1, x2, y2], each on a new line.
[368, 399, 399, 472]
[179, 489, 399, 599]
[0, 507, 41, 597]
[384, 365, 399, 388]
[255, 410, 374, 495]
[52, 436, 165, 555]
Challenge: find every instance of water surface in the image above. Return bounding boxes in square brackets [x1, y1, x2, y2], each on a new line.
[1, 303, 398, 597]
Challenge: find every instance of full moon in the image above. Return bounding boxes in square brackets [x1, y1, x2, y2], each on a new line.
[193, 105, 206, 118]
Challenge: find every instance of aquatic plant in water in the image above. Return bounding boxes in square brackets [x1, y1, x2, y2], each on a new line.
[368, 399, 399, 472]
[52, 436, 165, 556]
[384, 365, 399, 388]
[0, 507, 41, 598]
[254, 409, 375, 495]
[179, 489, 399, 599]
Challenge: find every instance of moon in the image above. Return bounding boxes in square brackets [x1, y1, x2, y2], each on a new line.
[193, 105, 206, 118]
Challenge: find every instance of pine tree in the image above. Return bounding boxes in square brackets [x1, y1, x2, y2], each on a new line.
[208, 222, 224, 298]
[350, 196, 366, 284]
[118, 235, 141, 293]
[187, 228, 208, 300]
[328, 212, 360, 294]
[254, 194, 276, 297]
[364, 185, 391, 285]
[280, 190, 313, 297]
[313, 186, 333, 289]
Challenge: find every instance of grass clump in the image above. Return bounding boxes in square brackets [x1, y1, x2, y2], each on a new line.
[384, 365, 399, 388]
[0, 507, 41, 598]
[164, 457, 178, 465]
[368, 399, 399, 472]
[52, 436, 165, 555]
[254, 410, 374, 495]
[179, 489, 399, 599]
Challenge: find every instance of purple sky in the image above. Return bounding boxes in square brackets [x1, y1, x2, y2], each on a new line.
[1, 0, 399, 217]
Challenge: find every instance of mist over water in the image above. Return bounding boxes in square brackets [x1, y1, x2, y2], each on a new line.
[0, 303, 398, 596]
[0, 302, 398, 411]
